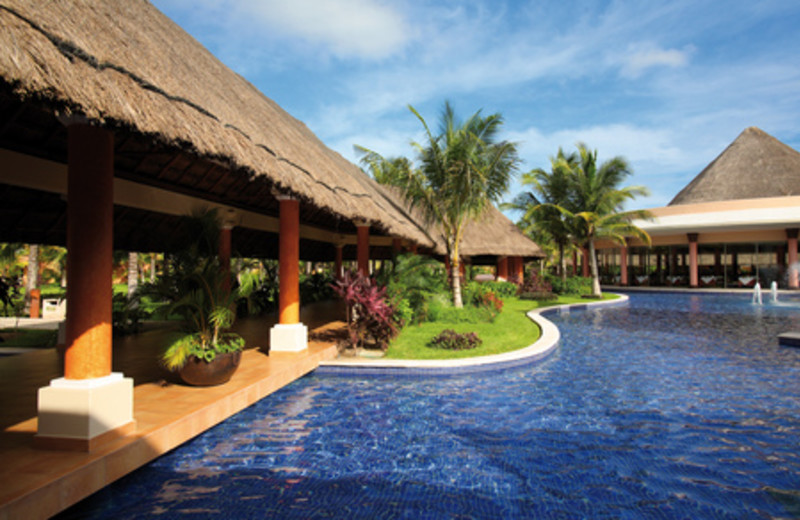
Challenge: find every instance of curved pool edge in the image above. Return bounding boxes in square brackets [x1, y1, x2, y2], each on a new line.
[316, 294, 630, 375]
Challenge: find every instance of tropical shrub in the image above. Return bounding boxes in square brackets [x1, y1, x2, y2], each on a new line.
[112, 292, 149, 336]
[300, 271, 335, 303]
[481, 280, 518, 298]
[0, 275, 20, 316]
[517, 271, 557, 300]
[331, 271, 400, 351]
[479, 290, 504, 316]
[428, 329, 482, 350]
[236, 261, 278, 316]
[377, 253, 447, 325]
[518, 271, 552, 294]
[546, 274, 592, 295]
[160, 258, 246, 370]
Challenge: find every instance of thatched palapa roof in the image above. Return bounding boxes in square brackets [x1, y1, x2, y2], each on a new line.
[456, 204, 543, 259]
[377, 185, 543, 261]
[670, 127, 800, 205]
[0, 0, 434, 253]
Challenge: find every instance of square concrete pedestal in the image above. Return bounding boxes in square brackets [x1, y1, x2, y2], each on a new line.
[36, 372, 135, 451]
[270, 323, 308, 352]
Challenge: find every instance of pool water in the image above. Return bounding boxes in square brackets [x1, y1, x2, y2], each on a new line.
[59, 293, 800, 519]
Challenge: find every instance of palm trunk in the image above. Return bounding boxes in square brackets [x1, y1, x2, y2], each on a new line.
[127, 252, 138, 299]
[589, 239, 602, 297]
[150, 254, 156, 283]
[451, 252, 463, 308]
[558, 243, 566, 283]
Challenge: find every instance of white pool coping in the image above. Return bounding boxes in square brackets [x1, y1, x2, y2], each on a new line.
[319, 294, 629, 372]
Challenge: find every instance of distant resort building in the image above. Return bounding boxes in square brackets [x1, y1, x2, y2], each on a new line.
[596, 127, 800, 289]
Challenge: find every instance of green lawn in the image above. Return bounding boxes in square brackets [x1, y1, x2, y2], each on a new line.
[384, 293, 620, 360]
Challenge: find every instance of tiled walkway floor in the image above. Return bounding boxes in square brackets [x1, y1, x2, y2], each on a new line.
[0, 301, 345, 520]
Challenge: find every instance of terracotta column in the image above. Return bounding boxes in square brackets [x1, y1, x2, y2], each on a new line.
[688, 233, 699, 288]
[219, 209, 238, 295]
[334, 244, 344, 280]
[37, 121, 133, 451]
[409, 243, 418, 254]
[620, 246, 629, 286]
[514, 256, 524, 283]
[787, 228, 799, 289]
[497, 256, 509, 281]
[356, 221, 370, 276]
[270, 193, 307, 352]
[392, 238, 402, 254]
[29, 289, 41, 319]
[64, 124, 114, 380]
[278, 197, 300, 325]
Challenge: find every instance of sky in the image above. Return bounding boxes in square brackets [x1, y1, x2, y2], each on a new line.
[152, 0, 800, 210]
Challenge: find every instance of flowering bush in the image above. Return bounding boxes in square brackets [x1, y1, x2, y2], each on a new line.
[478, 290, 503, 316]
[331, 271, 401, 351]
[428, 329, 482, 350]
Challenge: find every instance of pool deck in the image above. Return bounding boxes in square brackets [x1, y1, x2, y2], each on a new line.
[0, 302, 345, 520]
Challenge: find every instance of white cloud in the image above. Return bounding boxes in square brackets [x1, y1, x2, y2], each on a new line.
[246, 0, 410, 59]
[620, 43, 693, 78]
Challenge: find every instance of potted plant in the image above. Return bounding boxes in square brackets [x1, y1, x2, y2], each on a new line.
[161, 258, 245, 386]
[149, 209, 253, 386]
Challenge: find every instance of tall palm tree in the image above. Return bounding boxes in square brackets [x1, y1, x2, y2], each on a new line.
[503, 148, 578, 283]
[562, 144, 651, 297]
[358, 101, 520, 307]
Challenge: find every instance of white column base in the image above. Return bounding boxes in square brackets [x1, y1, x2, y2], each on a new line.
[270, 323, 308, 352]
[36, 372, 134, 450]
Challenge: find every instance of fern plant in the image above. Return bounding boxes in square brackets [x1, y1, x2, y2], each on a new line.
[161, 258, 246, 371]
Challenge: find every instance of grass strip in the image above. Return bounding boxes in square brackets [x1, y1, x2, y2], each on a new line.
[385, 293, 619, 360]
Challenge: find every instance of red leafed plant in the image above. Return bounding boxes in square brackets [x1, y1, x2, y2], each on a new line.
[479, 290, 503, 317]
[331, 271, 401, 351]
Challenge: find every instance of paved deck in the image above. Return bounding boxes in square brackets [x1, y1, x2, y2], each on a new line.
[0, 301, 345, 520]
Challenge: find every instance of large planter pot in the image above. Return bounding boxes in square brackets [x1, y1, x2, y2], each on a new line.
[178, 350, 242, 386]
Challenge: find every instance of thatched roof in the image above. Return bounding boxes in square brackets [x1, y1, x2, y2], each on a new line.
[459, 204, 544, 259]
[377, 185, 543, 259]
[670, 127, 800, 205]
[0, 0, 434, 249]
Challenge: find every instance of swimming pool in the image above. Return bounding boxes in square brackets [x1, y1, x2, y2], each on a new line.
[58, 292, 800, 519]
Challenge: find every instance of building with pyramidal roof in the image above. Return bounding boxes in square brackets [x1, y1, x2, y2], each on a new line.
[595, 127, 800, 289]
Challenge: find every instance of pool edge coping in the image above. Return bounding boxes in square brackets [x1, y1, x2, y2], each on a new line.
[317, 294, 630, 374]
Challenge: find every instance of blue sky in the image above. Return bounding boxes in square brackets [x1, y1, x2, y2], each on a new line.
[152, 0, 800, 209]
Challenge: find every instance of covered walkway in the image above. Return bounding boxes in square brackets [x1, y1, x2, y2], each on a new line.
[0, 301, 344, 519]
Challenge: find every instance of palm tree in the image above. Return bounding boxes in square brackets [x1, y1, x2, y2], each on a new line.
[560, 144, 652, 297]
[503, 148, 578, 284]
[358, 101, 520, 307]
